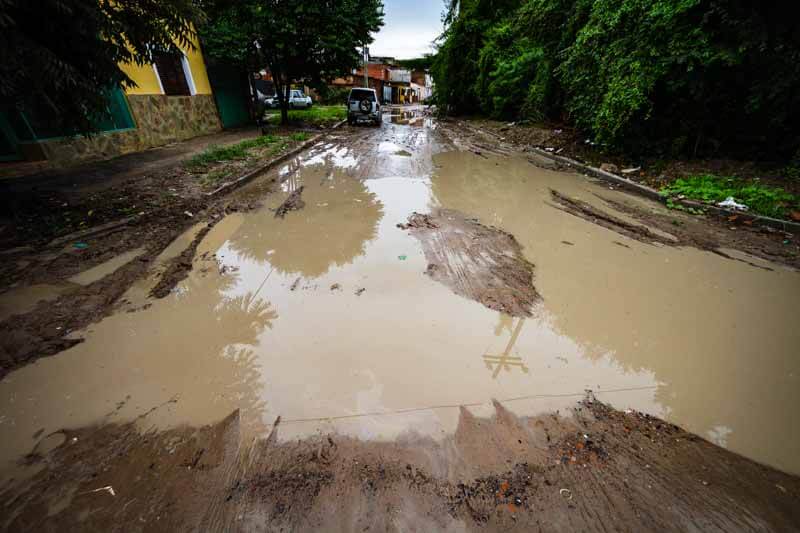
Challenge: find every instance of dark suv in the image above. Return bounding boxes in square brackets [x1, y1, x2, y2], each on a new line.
[347, 88, 381, 126]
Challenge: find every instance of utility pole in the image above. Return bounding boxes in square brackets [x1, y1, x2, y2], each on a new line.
[363, 45, 369, 88]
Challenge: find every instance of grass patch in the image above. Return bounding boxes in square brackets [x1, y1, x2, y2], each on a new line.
[660, 174, 799, 219]
[264, 105, 346, 126]
[185, 135, 281, 170]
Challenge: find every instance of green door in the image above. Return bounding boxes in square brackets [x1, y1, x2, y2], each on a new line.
[0, 113, 20, 161]
[208, 64, 251, 129]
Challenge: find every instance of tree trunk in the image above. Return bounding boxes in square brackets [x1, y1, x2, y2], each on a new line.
[280, 83, 290, 126]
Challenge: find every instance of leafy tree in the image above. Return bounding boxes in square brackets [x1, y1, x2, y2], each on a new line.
[0, 0, 202, 134]
[397, 55, 436, 71]
[201, 0, 383, 125]
[433, 0, 800, 160]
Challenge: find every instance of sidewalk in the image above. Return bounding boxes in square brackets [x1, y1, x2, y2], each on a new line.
[0, 127, 261, 194]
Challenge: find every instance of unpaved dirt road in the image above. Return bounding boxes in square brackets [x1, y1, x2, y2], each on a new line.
[1, 106, 799, 531]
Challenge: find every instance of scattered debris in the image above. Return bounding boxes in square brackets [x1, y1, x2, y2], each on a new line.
[184, 211, 194, 218]
[621, 167, 641, 174]
[559, 488, 573, 500]
[717, 197, 749, 211]
[73, 242, 89, 250]
[397, 212, 439, 230]
[330, 283, 341, 291]
[83, 486, 116, 497]
[355, 288, 366, 296]
[398, 255, 407, 261]
[561, 240, 574, 246]
[290, 277, 301, 291]
[600, 163, 619, 174]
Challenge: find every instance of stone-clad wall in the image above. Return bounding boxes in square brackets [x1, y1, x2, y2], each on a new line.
[40, 94, 222, 165]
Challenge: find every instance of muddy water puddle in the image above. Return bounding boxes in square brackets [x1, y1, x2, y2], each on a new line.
[1, 120, 799, 483]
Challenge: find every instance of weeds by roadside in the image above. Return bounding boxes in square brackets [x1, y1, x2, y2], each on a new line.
[185, 133, 310, 187]
[263, 105, 346, 127]
[660, 174, 799, 219]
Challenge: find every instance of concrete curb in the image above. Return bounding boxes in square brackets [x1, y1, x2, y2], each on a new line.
[465, 122, 800, 233]
[207, 119, 347, 198]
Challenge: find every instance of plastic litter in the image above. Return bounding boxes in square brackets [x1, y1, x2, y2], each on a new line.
[73, 242, 88, 249]
[559, 488, 573, 500]
[717, 197, 748, 211]
[84, 486, 116, 497]
[398, 255, 407, 260]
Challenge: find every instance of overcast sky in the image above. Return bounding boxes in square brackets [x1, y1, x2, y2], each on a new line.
[369, 0, 445, 59]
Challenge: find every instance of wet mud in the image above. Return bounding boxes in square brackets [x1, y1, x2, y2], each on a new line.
[398, 209, 539, 317]
[273, 186, 305, 218]
[148, 224, 216, 299]
[2, 106, 800, 531]
[3, 400, 799, 532]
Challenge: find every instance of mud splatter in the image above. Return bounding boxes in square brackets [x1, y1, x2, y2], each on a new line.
[399, 209, 538, 317]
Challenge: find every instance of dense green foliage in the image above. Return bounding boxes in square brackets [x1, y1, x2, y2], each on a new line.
[660, 174, 799, 219]
[397, 55, 436, 71]
[200, 0, 383, 125]
[0, 0, 201, 134]
[432, 0, 800, 159]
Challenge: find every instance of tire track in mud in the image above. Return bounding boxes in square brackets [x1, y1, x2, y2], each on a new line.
[397, 209, 539, 317]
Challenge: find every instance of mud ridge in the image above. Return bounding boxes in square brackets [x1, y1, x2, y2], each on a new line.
[398, 209, 539, 317]
[550, 189, 679, 246]
[4, 400, 799, 531]
[274, 186, 305, 218]
[149, 223, 215, 299]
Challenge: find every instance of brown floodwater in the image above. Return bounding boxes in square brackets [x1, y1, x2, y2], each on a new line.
[1, 113, 799, 484]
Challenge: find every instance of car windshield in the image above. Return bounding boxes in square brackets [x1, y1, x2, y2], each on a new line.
[350, 89, 375, 102]
[291, 90, 303, 97]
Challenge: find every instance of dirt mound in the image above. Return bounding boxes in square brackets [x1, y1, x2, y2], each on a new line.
[4, 400, 799, 531]
[398, 209, 539, 317]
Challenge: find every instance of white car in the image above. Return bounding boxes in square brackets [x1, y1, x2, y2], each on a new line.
[347, 88, 381, 126]
[262, 90, 313, 109]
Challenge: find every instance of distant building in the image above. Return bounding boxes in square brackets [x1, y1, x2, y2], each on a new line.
[328, 59, 432, 105]
[0, 28, 223, 166]
[412, 70, 434, 101]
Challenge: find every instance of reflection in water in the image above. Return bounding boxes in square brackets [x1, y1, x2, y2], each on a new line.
[229, 168, 384, 279]
[484, 316, 529, 378]
[0, 247, 277, 476]
[429, 149, 800, 474]
[2, 115, 798, 484]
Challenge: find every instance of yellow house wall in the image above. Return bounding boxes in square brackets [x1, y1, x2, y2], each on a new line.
[119, 62, 163, 95]
[184, 33, 212, 95]
[120, 26, 212, 96]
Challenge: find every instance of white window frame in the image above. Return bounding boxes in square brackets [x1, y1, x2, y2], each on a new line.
[151, 52, 196, 96]
[180, 54, 197, 96]
[151, 63, 165, 95]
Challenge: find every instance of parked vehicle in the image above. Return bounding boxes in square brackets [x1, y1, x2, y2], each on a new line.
[261, 90, 313, 109]
[347, 88, 381, 126]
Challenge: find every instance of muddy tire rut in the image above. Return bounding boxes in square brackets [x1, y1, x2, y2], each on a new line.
[398, 209, 539, 317]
